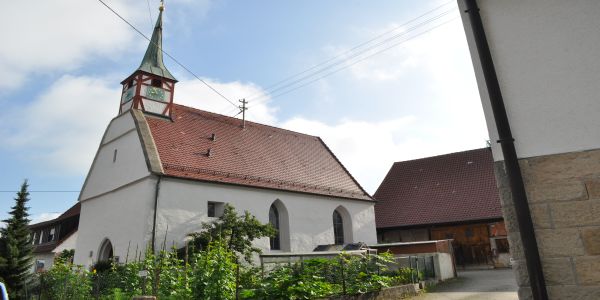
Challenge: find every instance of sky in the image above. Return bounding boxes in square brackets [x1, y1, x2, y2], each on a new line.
[0, 0, 488, 224]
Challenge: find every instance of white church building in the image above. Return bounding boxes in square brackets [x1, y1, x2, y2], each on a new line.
[73, 5, 376, 267]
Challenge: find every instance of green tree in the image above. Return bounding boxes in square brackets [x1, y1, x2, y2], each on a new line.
[191, 240, 237, 300]
[189, 204, 275, 263]
[0, 180, 34, 297]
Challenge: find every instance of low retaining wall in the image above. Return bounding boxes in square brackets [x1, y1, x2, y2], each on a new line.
[327, 284, 420, 300]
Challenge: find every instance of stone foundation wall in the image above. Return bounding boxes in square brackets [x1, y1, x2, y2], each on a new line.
[494, 148, 600, 299]
[326, 283, 420, 300]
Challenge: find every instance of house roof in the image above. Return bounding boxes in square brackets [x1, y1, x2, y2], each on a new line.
[145, 104, 372, 201]
[29, 202, 80, 229]
[374, 148, 502, 229]
[29, 203, 80, 253]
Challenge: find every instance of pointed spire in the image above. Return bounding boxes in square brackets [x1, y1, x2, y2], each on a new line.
[137, 1, 177, 81]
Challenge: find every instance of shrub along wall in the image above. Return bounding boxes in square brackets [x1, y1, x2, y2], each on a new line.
[30, 246, 423, 300]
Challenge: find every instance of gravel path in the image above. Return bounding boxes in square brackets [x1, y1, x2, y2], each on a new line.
[413, 269, 518, 300]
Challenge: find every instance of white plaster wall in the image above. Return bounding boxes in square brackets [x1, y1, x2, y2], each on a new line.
[54, 231, 78, 254]
[154, 178, 377, 253]
[459, 0, 600, 161]
[435, 253, 455, 281]
[80, 113, 151, 200]
[103, 112, 136, 143]
[74, 178, 157, 268]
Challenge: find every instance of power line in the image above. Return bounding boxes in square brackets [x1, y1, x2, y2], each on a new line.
[247, 8, 455, 104]
[97, 0, 238, 109]
[145, 0, 154, 29]
[0, 191, 80, 193]
[249, 17, 459, 107]
[245, 0, 455, 101]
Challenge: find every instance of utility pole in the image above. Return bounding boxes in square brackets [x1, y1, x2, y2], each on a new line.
[238, 98, 248, 129]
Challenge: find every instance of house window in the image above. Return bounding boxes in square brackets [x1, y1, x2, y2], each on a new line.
[113, 149, 118, 163]
[207, 202, 216, 217]
[496, 238, 510, 253]
[48, 228, 55, 241]
[151, 79, 162, 88]
[207, 201, 224, 218]
[269, 204, 280, 250]
[333, 210, 344, 245]
[35, 260, 45, 272]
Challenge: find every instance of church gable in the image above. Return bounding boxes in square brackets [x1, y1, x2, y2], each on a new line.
[79, 111, 156, 201]
[145, 104, 372, 201]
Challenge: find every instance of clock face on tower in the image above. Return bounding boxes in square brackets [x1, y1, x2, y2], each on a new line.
[122, 87, 135, 103]
[146, 86, 166, 102]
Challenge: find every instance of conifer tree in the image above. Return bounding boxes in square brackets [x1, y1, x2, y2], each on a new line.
[0, 180, 33, 296]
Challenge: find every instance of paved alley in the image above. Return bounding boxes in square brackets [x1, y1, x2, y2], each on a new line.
[414, 269, 518, 300]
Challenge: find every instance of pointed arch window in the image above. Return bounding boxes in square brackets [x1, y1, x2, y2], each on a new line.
[269, 204, 281, 250]
[333, 210, 344, 245]
[98, 239, 114, 262]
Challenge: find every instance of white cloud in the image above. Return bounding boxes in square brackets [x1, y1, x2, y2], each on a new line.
[0, 75, 275, 175]
[0, 75, 119, 174]
[280, 114, 487, 194]
[0, 0, 214, 90]
[31, 212, 62, 225]
[0, 0, 146, 89]
[176, 78, 278, 125]
[281, 4, 489, 194]
[346, 9, 464, 82]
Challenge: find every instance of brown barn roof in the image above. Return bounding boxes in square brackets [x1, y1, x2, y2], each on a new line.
[374, 148, 502, 229]
[145, 104, 371, 201]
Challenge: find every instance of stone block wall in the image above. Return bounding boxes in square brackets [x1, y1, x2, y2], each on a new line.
[494, 148, 600, 299]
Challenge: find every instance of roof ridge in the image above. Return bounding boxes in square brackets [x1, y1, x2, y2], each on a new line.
[172, 103, 319, 139]
[315, 137, 372, 200]
[392, 147, 491, 165]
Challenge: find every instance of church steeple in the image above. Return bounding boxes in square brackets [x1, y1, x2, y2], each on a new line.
[137, 3, 176, 81]
[119, 1, 177, 118]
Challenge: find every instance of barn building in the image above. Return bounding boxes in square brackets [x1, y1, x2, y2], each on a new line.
[374, 148, 509, 267]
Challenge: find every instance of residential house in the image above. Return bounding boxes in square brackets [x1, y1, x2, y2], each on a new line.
[29, 203, 80, 272]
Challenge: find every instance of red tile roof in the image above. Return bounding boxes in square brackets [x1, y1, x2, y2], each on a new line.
[145, 104, 371, 201]
[374, 148, 502, 229]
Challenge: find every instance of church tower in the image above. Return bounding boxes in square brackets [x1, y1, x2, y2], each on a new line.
[119, 2, 177, 118]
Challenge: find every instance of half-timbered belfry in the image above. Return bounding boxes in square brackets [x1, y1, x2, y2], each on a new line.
[119, 2, 177, 118]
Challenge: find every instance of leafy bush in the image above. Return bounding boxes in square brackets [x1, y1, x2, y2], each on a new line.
[251, 262, 335, 299]
[247, 252, 397, 299]
[39, 258, 92, 299]
[388, 267, 424, 286]
[191, 240, 237, 300]
[189, 204, 276, 263]
[35, 249, 421, 300]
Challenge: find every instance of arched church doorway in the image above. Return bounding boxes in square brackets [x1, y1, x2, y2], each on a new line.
[98, 238, 114, 262]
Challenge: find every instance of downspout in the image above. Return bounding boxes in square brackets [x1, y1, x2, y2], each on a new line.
[463, 1, 548, 299]
[151, 175, 162, 253]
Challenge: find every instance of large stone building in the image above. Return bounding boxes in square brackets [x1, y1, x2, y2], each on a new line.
[73, 6, 376, 268]
[459, 0, 600, 299]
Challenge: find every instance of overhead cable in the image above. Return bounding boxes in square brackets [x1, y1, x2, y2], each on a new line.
[249, 17, 459, 107]
[97, 0, 238, 109]
[245, 1, 455, 101]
